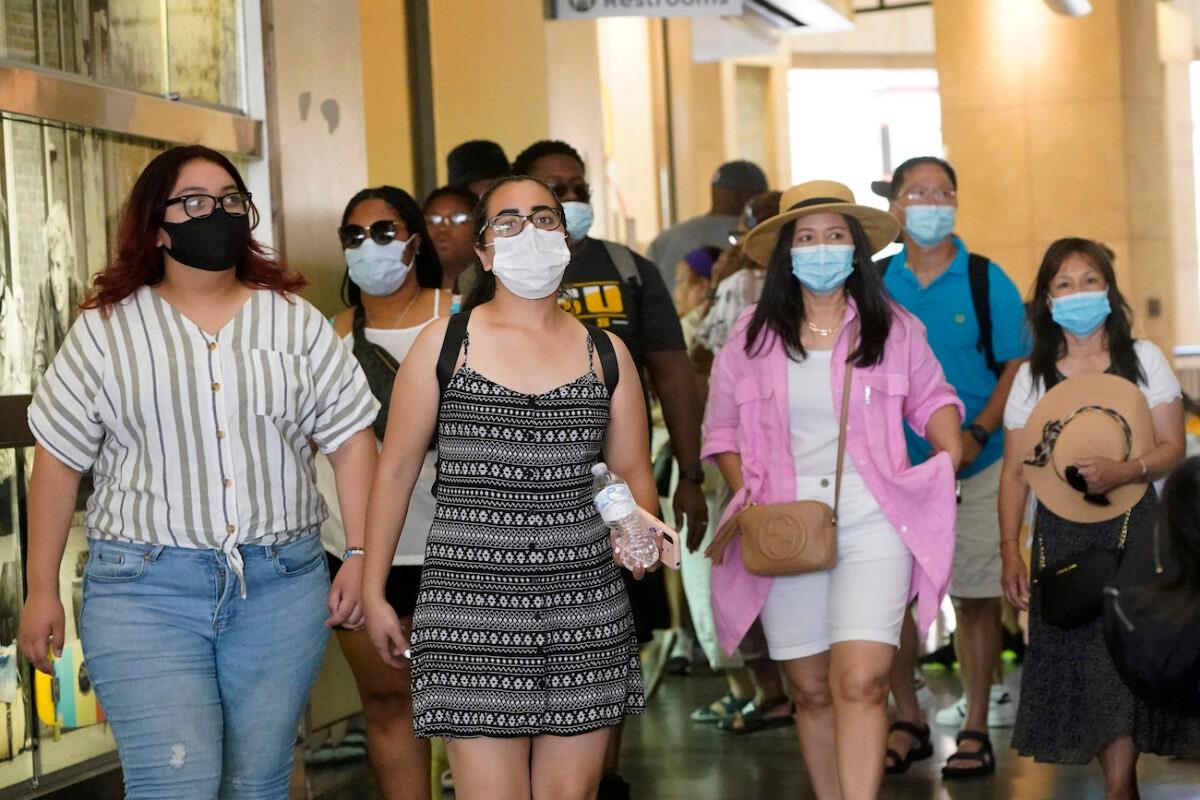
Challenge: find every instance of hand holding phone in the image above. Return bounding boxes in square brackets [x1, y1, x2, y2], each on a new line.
[638, 507, 681, 570]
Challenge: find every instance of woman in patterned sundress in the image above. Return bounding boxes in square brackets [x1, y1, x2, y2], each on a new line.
[363, 176, 658, 800]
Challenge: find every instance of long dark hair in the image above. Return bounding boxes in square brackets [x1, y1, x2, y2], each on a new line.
[83, 145, 304, 311]
[744, 215, 893, 367]
[339, 186, 442, 308]
[463, 175, 566, 310]
[1027, 238, 1143, 394]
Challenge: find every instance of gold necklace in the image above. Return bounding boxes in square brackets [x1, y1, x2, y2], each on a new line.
[805, 319, 843, 337]
[365, 288, 421, 329]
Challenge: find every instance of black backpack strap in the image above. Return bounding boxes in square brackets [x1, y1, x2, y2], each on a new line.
[585, 324, 619, 396]
[967, 253, 1002, 377]
[436, 308, 472, 393]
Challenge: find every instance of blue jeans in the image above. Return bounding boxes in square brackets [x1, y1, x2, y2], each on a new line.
[80, 534, 331, 799]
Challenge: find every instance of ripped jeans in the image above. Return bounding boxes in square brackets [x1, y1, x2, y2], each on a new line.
[79, 534, 331, 799]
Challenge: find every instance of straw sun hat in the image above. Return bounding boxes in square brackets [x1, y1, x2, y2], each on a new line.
[741, 180, 900, 266]
[1021, 373, 1154, 523]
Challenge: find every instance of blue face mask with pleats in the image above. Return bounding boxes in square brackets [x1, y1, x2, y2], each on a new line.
[904, 204, 956, 248]
[1051, 290, 1111, 336]
[790, 244, 855, 294]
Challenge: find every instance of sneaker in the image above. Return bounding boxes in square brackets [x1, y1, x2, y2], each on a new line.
[934, 685, 1016, 728]
[666, 628, 693, 675]
[888, 674, 935, 712]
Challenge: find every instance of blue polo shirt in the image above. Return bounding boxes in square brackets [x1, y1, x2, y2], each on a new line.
[882, 237, 1029, 478]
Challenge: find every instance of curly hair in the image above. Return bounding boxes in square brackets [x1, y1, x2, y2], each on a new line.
[511, 140, 585, 177]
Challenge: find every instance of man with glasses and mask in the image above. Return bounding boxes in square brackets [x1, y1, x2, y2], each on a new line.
[512, 140, 705, 800]
[876, 156, 1029, 780]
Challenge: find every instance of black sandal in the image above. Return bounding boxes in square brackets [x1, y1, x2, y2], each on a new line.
[884, 720, 933, 775]
[941, 729, 996, 779]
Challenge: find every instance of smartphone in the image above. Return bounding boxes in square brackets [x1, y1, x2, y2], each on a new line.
[639, 508, 682, 570]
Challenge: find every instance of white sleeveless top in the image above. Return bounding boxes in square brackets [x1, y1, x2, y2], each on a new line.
[319, 291, 445, 565]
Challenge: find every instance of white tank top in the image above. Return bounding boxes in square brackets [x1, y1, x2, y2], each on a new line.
[319, 290, 445, 565]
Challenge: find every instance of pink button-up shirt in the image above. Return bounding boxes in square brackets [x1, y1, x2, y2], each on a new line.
[702, 301, 964, 656]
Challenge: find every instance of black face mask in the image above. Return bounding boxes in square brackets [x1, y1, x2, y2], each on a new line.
[161, 209, 251, 272]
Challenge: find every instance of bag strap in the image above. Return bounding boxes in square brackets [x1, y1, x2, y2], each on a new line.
[436, 308, 472, 393]
[967, 252, 1003, 378]
[602, 240, 642, 288]
[831, 326, 856, 525]
[584, 324, 619, 396]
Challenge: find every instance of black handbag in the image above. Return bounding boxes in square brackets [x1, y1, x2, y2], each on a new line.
[1035, 510, 1130, 630]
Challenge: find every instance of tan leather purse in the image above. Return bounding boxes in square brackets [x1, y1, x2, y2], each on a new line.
[707, 354, 854, 577]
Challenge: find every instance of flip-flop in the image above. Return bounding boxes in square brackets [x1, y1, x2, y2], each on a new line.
[690, 692, 750, 724]
[941, 729, 996, 779]
[717, 697, 794, 734]
[884, 720, 934, 775]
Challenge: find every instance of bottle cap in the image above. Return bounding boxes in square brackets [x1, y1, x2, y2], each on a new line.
[591, 462, 607, 477]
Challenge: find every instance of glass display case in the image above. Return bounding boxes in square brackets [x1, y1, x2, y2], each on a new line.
[0, 395, 119, 799]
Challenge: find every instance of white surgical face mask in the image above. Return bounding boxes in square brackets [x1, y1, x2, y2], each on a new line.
[489, 225, 570, 299]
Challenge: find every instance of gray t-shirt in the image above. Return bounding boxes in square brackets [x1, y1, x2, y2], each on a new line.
[646, 213, 738, 292]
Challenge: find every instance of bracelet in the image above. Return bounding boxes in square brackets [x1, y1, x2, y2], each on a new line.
[342, 547, 365, 560]
[1137, 457, 1148, 480]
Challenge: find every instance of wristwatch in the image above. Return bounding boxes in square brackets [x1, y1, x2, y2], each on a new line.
[967, 423, 989, 447]
[679, 465, 705, 486]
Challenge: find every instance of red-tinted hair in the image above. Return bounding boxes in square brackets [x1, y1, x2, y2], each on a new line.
[82, 145, 305, 311]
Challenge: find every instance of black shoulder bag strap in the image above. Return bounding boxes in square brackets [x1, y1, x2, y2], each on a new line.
[436, 308, 472, 394]
[967, 252, 1002, 377]
[584, 325, 619, 396]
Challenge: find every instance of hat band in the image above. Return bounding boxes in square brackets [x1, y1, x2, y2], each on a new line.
[1023, 405, 1133, 506]
[788, 197, 847, 211]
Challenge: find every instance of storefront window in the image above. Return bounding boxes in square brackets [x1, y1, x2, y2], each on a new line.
[1, 0, 244, 110]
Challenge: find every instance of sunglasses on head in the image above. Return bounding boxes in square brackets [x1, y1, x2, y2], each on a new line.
[338, 220, 406, 249]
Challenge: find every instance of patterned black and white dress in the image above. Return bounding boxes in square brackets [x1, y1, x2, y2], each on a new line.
[409, 325, 645, 739]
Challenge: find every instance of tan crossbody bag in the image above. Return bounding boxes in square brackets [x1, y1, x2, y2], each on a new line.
[706, 349, 854, 577]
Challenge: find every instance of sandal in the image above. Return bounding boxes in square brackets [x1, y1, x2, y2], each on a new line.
[690, 692, 750, 724]
[717, 697, 794, 734]
[884, 720, 933, 775]
[941, 729, 996, 779]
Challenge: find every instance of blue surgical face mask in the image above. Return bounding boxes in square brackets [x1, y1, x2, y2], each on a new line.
[790, 244, 855, 295]
[1051, 290, 1111, 337]
[345, 237, 412, 297]
[904, 204, 956, 248]
[562, 201, 594, 242]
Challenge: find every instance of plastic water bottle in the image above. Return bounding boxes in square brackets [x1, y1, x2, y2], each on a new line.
[591, 462, 659, 571]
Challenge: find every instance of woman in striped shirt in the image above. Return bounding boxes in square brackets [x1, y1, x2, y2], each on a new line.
[18, 145, 379, 799]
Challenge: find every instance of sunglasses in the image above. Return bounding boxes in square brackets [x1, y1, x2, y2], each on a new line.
[1064, 465, 1111, 507]
[338, 220, 406, 249]
[548, 180, 591, 204]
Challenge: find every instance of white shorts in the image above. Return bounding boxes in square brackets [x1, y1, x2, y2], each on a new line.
[950, 458, 1003, 599]
[759, 471, 913, 661]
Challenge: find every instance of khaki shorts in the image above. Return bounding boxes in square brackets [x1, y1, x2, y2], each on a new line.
[950, 458, 1003, 599]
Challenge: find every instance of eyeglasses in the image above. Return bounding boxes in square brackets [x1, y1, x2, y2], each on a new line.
[165, 192, 253, 220]
[426, 212, 471, 228]
[482, 208, 563, 238]
[338, 220, 407, 249]
[548, 180, 591, 204]
[900, 188, 957, 203]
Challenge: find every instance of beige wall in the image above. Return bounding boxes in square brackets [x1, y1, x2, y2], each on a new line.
[427, 0, 550, 186]
[359, 0, 415, 190]
[267, 0, 369, 315]
[933, 0, 1196, 353]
